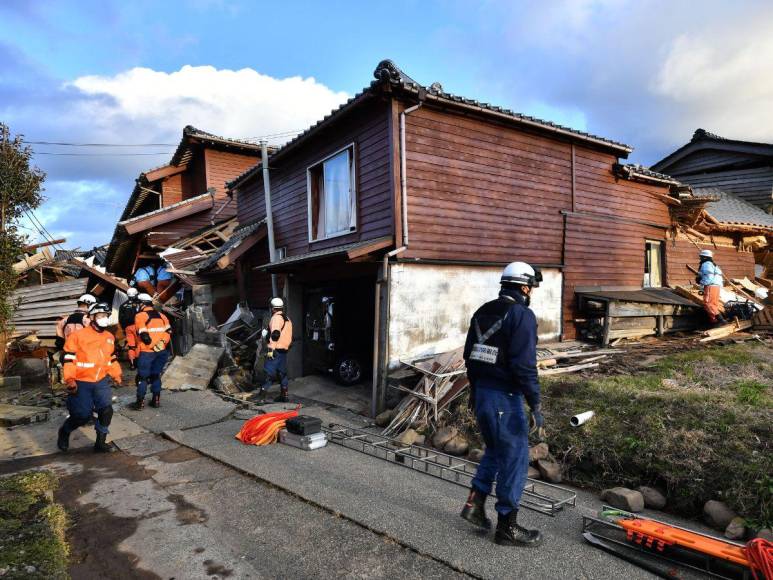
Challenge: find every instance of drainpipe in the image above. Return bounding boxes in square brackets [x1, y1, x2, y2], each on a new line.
[261, 141, 279, 298]
[399, 103, 422, 247]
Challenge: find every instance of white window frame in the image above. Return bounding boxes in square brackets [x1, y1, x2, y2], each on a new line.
[644, 239, 665, 288]
[306, 143, 357, 242]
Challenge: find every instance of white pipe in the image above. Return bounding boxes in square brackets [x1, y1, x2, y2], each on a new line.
[261, 140, 278, 298]
[399, 103, 422, 247]
[570, 410, 594, 427]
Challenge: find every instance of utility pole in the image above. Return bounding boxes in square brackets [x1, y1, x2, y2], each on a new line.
[261, 141, 278, 298]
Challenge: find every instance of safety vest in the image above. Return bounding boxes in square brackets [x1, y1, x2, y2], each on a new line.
[135, 307, 171, 353]
[62, 325, 122, 383]
[466, 297, 515, 370]
[267, 312, 293, 351]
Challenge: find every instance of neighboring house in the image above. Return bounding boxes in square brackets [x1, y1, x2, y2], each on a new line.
[652, 129, 773, 213]
[228, 60, 752, 413]
[105, 126, 263, 324]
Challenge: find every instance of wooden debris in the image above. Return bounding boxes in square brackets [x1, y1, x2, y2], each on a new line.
[699, 319, 754, 342]
[539, 362, 600, 376]
[752, 306, 773, 331]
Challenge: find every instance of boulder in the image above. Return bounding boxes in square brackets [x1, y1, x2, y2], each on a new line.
[756, 529, 773, 542]
[396, 428, 421, 446]
[375, 409, 395, 427]
[703, 500, 737, 531]
[724, 517, 746, 541]
[467, 448, 485, 463]
[528, 442, 549, 463]
[413, 434, 426, 446]
[444, 435, 469, 456]
[432, 426, 458, 449]
[661, 378, 680, 389]
[536, 459, 562, 483]
[527, 466, 540, 479]
[636, 486, 667, 510]
[601, 487, 644, 512]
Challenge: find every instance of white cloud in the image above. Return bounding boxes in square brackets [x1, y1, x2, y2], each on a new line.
[67, 65, 350, 146]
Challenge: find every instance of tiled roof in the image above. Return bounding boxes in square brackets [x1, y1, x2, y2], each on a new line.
[696, 187, 773, 230]
[616, 163, 682, 185]
[196, 218, 266, 272]
[170, 125, 263, 166]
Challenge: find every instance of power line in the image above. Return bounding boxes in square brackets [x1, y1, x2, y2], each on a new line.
[28, 141, 177, 147]
[33, 151, 174, 156]
[24, 209, 65, 252]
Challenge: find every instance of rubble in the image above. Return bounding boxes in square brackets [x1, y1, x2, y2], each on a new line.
[0, 403, 49, 427]
[162, 343, 224, 391]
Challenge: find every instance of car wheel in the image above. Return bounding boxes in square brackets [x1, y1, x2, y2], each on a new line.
[334, 356, 362, 386]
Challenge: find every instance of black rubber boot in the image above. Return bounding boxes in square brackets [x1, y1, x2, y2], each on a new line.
[254, 389, 267, 405]
[150, 393, 160, 408]
[57, 424, 70, 452]
[93, 432, 114, 453]
[495, 511, 543, 547]
[273, 389, 289, 403]
[460, 488, 492, 530]
[131, 396, 145, 411]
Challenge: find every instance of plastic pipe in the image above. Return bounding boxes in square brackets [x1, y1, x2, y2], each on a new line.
[570, 410, 594, 427]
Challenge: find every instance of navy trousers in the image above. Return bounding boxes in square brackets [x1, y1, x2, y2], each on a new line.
[471, 387, 529, 516]
[262, 351, 289, 390]
[64, 378, 113, 435]
[137, 349, 170, 399]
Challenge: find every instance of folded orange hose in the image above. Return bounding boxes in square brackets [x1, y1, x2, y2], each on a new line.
[235, 405, 301, 445]
[747, 538, 773, 580]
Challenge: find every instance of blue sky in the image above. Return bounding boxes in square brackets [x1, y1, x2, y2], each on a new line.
[2, 0, 773, 249]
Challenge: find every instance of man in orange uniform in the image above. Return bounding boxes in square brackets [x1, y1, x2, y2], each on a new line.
[57, 302, 122, 453]
[132, 293, 172, 410]
[257, 297, 293, 403]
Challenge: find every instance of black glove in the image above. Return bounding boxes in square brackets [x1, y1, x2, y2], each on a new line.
[140, 333, 152, 345]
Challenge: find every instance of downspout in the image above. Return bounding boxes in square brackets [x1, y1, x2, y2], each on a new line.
[374, 245, 406, 416]
[399, 103, 422, 247]
[261, 141, 279, 298]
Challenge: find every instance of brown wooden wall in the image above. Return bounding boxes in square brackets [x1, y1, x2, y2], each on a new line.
[403, 106, 572, 265]
[236, 98, 394, 258]
[238, 240, 281, 308]
[205, 149, 259, 197]
[666, 238, 756, 286]
[162, 173, 183, 206]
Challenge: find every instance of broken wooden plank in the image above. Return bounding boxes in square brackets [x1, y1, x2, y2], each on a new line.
[539, 362, 600, 376]
[699, 319, 754, 342]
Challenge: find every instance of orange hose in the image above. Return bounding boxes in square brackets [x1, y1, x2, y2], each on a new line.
[747, 538, 773, 580]
[235, 405, 301, 445]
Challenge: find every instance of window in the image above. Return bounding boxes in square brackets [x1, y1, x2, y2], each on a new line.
[644, 240, 664, 287]
[277, 247, 287, 260]
[307, 145, 356, 241]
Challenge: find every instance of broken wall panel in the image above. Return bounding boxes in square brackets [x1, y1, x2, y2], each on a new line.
[665, 238, 756, 286]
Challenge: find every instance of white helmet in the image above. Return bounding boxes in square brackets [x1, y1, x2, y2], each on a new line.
[126, 287, 139, 298]
[699, 249, 713, 258]
[77, 293, 97, 305]
[270, 297, 284, 309]
[501, 262, 542, 287]
[137, 293, 153, 303]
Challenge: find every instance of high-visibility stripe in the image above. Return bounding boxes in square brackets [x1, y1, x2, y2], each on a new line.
[76, 362, 95, 368]
[147, 328, 168, 333]
[63, 353, 76, 361]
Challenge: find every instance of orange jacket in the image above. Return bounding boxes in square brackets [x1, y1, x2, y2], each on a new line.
[268, 312, 293, 351]
[134, 307, 171, 353]
[62, 326, 122, 384]
[56, 309, 90, 340]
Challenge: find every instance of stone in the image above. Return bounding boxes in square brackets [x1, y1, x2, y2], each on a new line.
[431, 426, 458, 449]
[467, 448, 485, 462]
[661, 378, 680, 388]
[395, 428, 420, 446]
[443, 435, 469, 456]
[0, 376, 21, 391]
[536, 459, 562, 483]
[213, 375, 239, 395]
[528, 442, 549, 463]
[724, 517, 746, 541]
[7, 358, 47, 380]
[0, 404, 49, 427]
[636, 486, 667, 510]
[601, 487, 644, 512]
[527, 466, 540, 479]
[756, 528, 773, 542]
[703, 500, 737, 531]
[375, 409, 395, 427]
[413, 434, 426, 446]
[24, 567, 35, 575]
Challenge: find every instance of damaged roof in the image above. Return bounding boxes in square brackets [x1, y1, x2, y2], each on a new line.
[696, 187, 773, 230]
[170, 125, 264, 167]
[615, 163, 682, 186]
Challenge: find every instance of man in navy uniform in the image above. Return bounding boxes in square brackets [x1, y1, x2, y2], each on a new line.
[460, 261, 545, 547]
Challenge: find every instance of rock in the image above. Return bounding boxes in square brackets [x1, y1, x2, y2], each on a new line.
[444, 435, 469, 456]
[724, 517, 746, 541]
[528, 466, 540, 479]
[756, 528, 773, 541]
[375, 409, 395, 427]
[432, 426, 458, 449]
[703, 500, 737, 531]
[636, 486, 667, 510]
[0, 376, 21, 391]
[467, 448, 485, 462]
[661, 378, 679, 388]
[601, 487, 644, 512]
[528, 442, 549, 462]
[413, 434, 426, 446]
[396, 428, 420, 445]
[536, 459, 562, 483]
[213, 375, 239, 395]
[24, 567, 35, 575]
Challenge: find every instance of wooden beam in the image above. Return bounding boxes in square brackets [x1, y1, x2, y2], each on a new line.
[23, 238, 66, 252]
[144, 164, 187, 182]
[347, 236, 394, 260]
[216, 228, 267, 270]
[69, 260, 129, 291]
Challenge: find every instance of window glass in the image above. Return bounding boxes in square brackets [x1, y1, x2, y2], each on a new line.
[309, 147, 355, 241]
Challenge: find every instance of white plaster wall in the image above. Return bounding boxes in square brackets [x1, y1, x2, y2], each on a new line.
[387, 263, 562, 369]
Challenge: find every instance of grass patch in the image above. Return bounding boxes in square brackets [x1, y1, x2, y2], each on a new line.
[0, 471, 69, 579]
[542, 342, 773, 527]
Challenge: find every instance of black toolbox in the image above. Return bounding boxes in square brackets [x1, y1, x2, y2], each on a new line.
[286, 415, 322, 436]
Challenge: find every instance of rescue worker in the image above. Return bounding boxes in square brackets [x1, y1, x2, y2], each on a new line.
[696, 249, 725, 325]
[460, 261, 544, 547]
[155, 264, 173, 295]
[57, 302, 121, 453]
[257, 297, 293, 403]
[133, 263, 157, 295]
[55, 293, 97, 349]
[118, 287, 141, 370]
[132, 293, 171, 410]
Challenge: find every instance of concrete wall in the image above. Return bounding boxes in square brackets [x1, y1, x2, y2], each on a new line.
[387, 263, 562, 368]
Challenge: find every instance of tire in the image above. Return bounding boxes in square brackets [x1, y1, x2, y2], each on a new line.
[334, 356, 362, 386]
